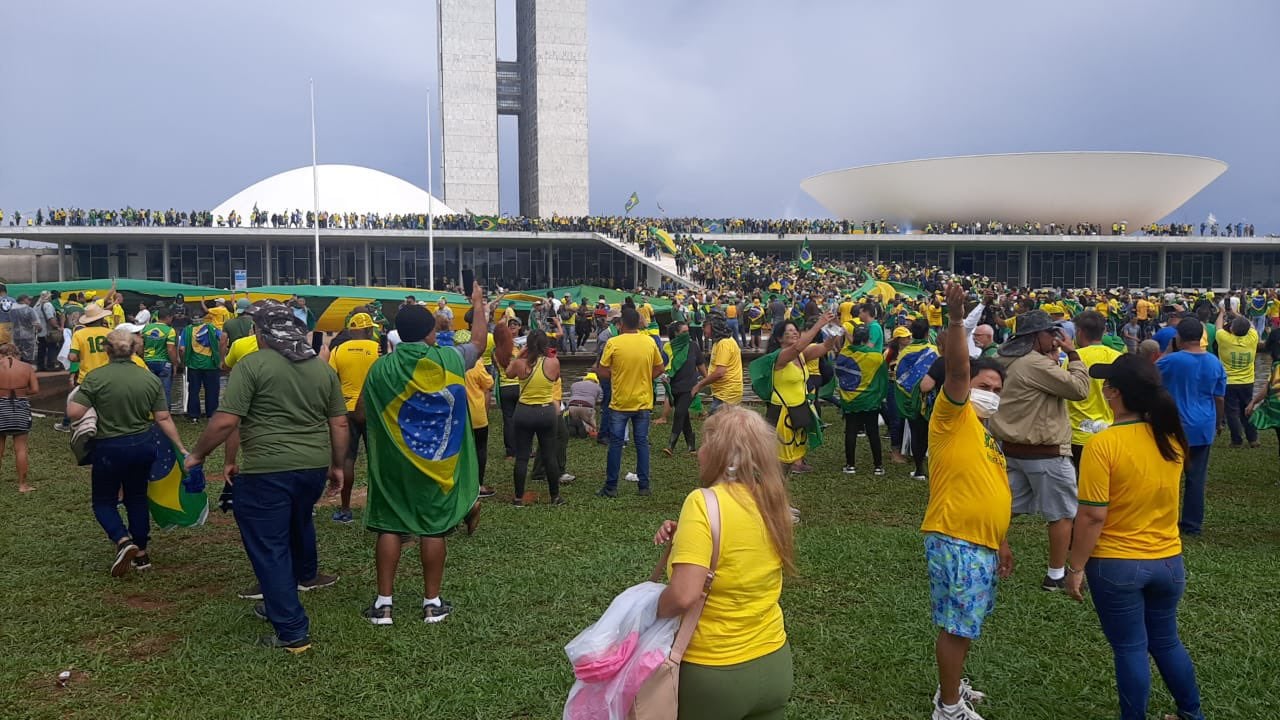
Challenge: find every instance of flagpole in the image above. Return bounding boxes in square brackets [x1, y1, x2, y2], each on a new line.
[310, 78, 321, 285]
[427, 88, 435, 291]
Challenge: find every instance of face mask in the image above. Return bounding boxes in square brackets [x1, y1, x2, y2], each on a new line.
[970, 388, 1001, 419]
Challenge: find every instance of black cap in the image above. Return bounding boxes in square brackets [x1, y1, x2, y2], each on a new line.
[1088, 353, 1159, 391]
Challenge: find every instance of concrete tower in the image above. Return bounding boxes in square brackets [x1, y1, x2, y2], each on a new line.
[437, 0, 589, 217]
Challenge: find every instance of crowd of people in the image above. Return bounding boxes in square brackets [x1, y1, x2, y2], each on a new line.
[9, 246, 1279, 720]
[3, 207, 1263, 240]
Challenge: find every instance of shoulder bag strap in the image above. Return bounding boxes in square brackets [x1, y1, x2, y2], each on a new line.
[665, 487, 721, 664]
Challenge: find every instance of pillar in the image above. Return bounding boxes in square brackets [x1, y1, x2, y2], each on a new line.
[948, 245, 956, 272]
[1020, 245, 1030, 288]
[1222, 247, 1232, 290]
[363, 240, 372, 286]
[458, 242, 465, 288]
[1156, 247, 1167, 289]
[1089, 246, 1099, 289]
[547, 242, 554, 287]
[872, 244, 880, 263]
[57, 240, 65, 281]
[264, 237, 273, 285]
[162, 237, 171, 282]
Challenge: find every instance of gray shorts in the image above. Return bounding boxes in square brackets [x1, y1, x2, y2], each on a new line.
[1006, 455, 1077, 522]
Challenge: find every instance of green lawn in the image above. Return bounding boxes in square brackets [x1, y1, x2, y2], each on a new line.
[0, 411, 1277, 720]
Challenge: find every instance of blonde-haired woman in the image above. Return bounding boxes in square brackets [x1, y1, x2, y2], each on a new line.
[68, 329, 187, 576]
[652, 404, 795, 720]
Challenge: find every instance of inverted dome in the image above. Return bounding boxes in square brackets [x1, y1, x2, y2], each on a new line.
[800, 152, 1227, 230]
[212, 164, 454, 219]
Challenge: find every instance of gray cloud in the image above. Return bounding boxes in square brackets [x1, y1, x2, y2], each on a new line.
[2, 0, 1276, 228]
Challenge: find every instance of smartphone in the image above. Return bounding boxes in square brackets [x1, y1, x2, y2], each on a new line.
[462, 269, 475, 291]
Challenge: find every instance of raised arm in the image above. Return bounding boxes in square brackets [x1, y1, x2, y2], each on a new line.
[942, 282, 971, 403]
[469, 282, 488, 356]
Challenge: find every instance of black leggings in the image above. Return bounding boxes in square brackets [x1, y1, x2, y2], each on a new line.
[908, 416, 928, 475]
[843, 410, 881, 468]
[667, 390, 696, 451]
[513, 403, 561, 499]
[473, 425, 489, 487]
[499, 385, 520, 456]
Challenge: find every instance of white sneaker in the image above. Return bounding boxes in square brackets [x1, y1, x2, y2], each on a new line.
[842, 466, 857, 474]
[931, 698, 987, 720]
[625, 472, 639, 483]
[558, 473, 576, 484]
[873, 467, 886, 476]
[911, 471, 928, 481]
[932, 679, 988, 712]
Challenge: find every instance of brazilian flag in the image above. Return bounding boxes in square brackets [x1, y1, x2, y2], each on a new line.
[834, 345, 888, 414]
[363, 343, 479, 535]
[649, 226, 678, 255]
[476, 215, 499, 231]
[798, 237, 813, 271]
[625, 192, 639, 214]
[894, 342, 938, 418]
[146, 425, 208, 529]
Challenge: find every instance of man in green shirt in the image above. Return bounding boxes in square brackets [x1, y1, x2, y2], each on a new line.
[185, 301, 348, 653]
[141, 308, 179, 408]
[222, 298, 255, 347]
[178, 308, 222, 422]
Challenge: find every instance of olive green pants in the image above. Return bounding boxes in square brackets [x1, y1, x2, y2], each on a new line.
[677, 643, 793, 720]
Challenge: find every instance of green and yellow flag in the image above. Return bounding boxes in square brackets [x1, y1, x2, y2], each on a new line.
[476, 215, 498, 231]
[146, 426, 208, 529]
[363, 342, 479, 536]
[625, 192, 640, 214]
[649, 226, 678, 255]
[798, 237, 813, 271]
[834, 345, 889, 414]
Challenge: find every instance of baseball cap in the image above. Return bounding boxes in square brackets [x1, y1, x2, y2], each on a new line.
[347, 313, 377, 330]
[892, 326, 911, 339]
[235, 298, 252, 313]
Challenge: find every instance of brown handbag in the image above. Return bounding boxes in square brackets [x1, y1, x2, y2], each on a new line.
[628, 487, 722, 720]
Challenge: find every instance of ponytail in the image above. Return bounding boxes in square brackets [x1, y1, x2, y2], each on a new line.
[1139, 387, 1189, 462]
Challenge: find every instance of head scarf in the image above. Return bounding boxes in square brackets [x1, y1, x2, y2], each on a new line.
[252, 300, 316, 362]
[707, 308, 732, 341]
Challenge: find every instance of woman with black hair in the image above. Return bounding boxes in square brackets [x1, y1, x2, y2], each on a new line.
[505, 329, 564, 507]
[765, 313, 834, 474]
[1066, 354, 1203, 720]
[1246, 330, 1280, 459]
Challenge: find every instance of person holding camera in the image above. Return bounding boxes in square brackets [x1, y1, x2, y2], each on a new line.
[988, 310, 1090, 591]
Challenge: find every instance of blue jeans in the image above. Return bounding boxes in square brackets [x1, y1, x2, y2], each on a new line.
[90, 432, 158, 549]
[1085, 556, 1203, 720]
[186, 368, 220, 418]
[606, 409, 651, 491]
[727, 318, 742, 346]
[1180, 445, 1211, 535]
[147, 361, 173, 408]
[233, 468, 326, 643]
[598, 381, 613, 445]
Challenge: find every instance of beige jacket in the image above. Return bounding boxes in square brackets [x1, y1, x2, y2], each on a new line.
[989, 351, 1090, 454]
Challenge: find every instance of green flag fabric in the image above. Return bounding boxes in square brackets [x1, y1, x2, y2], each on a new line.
[798, 237, 813, 271]
[363, 342, 479, 536]
[668, 331, 691, 376]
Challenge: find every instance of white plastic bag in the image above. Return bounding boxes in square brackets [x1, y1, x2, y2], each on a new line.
[57, 328, 72, 370]
[563, 581, 679, 720]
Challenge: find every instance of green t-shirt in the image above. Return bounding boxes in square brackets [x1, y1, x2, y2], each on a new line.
[141, 322, 176, 363]
[223, 315, 254, 345]
[180, 322, 222, 370]
[218, 348, 347, 474]
[73, 359, 166, 438]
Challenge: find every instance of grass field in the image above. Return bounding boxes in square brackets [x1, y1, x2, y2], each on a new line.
[0, 410, 1277, 720]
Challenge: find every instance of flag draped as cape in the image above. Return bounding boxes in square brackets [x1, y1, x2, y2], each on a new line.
[363, 342, 479, 536]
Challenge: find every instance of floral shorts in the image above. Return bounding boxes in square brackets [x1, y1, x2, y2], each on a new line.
[925, 533, 998, 640]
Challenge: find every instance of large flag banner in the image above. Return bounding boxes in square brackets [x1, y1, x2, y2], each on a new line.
[835, 348, 887, 414]
[697, 242, 727, 257]
[798, 237, 814, 271]
[147, 425, 208, 529]
[362, 343, 479, 536]
[649, 227, 678, 255]
[476, 215, 498, 231]
[624, 192, 639, 214]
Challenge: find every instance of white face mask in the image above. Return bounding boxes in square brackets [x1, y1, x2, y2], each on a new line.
[970, 388, 1001, 419]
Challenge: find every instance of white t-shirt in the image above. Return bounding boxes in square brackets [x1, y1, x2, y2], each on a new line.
[387, 329, 402, 351]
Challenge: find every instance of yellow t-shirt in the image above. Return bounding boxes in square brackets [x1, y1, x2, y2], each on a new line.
[464, 359, 493, 429]
[1068, 343, 1123, 446]
[1078, 422, 1183, 560]
[327, 338, 379, 412]
[668, 485, 786, 666]
[205, 305, 231, 330]
[71, 326, 112, 383]
[637, 303, 654, 327]
[925, 304, 943, 329]
[771, 359, 807, 407]
[838, 301, 855, 324]
[224, 335, 258, 369]
[480, 334, 496, 367]
[1215, 328, 1259, 385]
[1267, 299, 1280, 319]
[111, 304, 126, 327]
[709, 337, 743, 404]
[724, 304, 738, 319]
[921, 390, 1011, 550]
[601, 333, 663, 411]
[1136, 299, 1152, 320]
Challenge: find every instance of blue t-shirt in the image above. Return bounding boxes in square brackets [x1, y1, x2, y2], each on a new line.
[1156, 351, 1225, 447]
[1153, 326, 1177, 352]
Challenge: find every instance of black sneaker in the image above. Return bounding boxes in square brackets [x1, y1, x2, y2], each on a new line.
[256, 634, 312, 654]
[362, 601, 394, 626]
[111, 541, 139, 577]
[637, 487, 652, 497]
[132, 553, 153, 571]
[1041, 575, 1066, 592]
[595, 487, 617, 499]
[549, 495, 567, 506]
[422, 599, 453, 624]
[297, 574, 339, 592]
[237, 583, 264, 600]
[477, 485, 496, 498]
[253, 601, 269, 621]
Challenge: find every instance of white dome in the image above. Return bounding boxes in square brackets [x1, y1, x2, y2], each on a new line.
[212, 164, 454, 220]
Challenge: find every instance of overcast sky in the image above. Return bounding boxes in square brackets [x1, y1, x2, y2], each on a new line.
[1, 0, 1276, 228]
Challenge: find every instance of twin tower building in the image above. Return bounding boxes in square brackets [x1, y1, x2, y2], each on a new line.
[438, 0, 589, 217]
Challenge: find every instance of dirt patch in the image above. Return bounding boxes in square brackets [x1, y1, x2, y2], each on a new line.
[126, 632, 181, 661]
[102, 590, 177, 613]
[24, 669, 91, 696]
